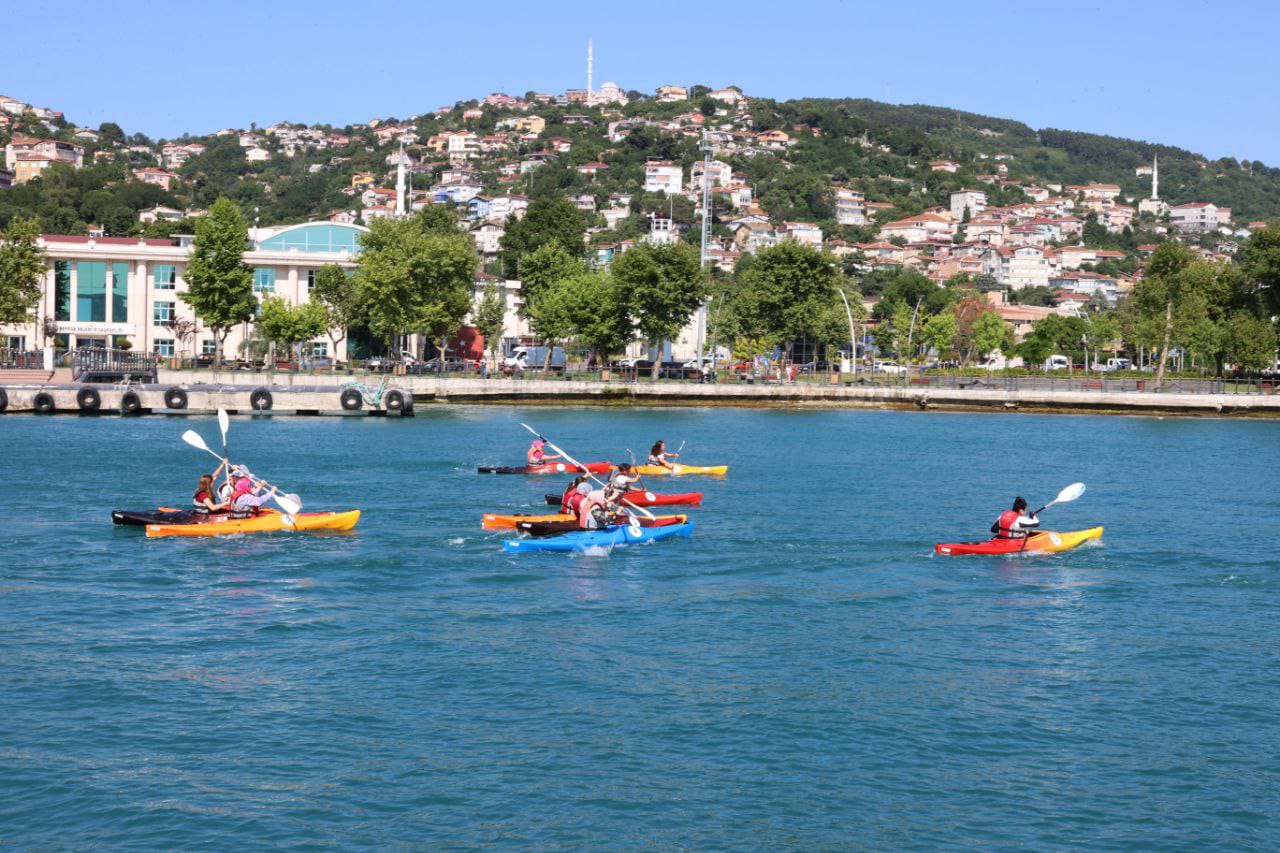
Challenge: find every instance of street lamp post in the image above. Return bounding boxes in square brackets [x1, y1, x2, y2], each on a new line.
[835, 286, 858, 379]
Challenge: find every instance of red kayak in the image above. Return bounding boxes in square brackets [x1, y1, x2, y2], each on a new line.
[543, 490, 702, 507]
[478, 461, 613, 475]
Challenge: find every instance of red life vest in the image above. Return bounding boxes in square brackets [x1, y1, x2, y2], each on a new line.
[996, 509, 1021, 538]
[578, 494, 604, 529]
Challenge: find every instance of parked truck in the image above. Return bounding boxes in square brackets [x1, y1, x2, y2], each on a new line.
[502, 345, 566, 373]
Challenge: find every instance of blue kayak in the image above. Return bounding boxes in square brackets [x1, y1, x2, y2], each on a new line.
[503, 521, 695, 553]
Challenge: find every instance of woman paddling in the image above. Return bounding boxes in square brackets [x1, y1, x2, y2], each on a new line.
[647, 440, 679, 469]
[193, 467, 230, 514]
[527, 438, 562, 467]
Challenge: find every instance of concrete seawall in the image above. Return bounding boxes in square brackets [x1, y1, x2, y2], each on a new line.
[3, 369, 1280, 417]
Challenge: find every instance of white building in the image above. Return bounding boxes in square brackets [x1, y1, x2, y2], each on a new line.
[834, 188, 866, 226]
[643, 160, 683, 195]
[981, 245, 1050, 290]
[950, 189, 988, 222]
[1170, 202, 1225, 233]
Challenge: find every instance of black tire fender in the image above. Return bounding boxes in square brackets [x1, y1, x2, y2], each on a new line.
[0, 388, 8, 412]
[77, 386, 101, 411]
[164, 387, 188, 410]
[120, 390, 142, 414]
[250, 387, 273, 411]
[34, 391, 55, 414]
[384, 389, 406, 411]
[340, 388, 363, 410]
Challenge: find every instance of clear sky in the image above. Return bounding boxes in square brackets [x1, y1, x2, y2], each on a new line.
[5, 0, 1277, 163]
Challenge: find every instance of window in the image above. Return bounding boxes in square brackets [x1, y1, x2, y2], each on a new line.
[111, 262, 128, 322]
[307, 269, 316, 291]
[153, 338, 174, 357]
[54, 261, 71, 321]
[153, 300, 175, 325]
[201, 340, 216, 356]
[76, 262, 107, 322]
[307, 341, 327, 357]
[7, 335, 26, 350]
[254, 267, 276, 293]
[154, 264, 177, 289]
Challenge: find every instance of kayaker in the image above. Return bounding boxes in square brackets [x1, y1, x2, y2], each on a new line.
[527, 439, 562, 466]
[606, 463, 642, 502]
[991, 497, 1040, 539]
[647, 440, 679, 469]
[192, 471, 229, 514]
[559, 475, 587, 514]
[577, 489, 610, 530]
[228, 474, 277, 519]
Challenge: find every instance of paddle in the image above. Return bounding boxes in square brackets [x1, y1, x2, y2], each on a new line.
[1020, 482, 1086, 551]
[520, 423, 657, 521]
[180, 429, 303, 515]
[217, 408, 231, 492]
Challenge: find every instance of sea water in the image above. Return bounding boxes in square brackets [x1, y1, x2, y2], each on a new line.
[1, 408, 1277, 847]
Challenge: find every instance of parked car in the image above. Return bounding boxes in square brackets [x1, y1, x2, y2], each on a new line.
[611, 358, 655, 371]
[366, 349, 419, 371]
[1092, 357, 1131, 372]
[873, 360, 906, 374]
[301, 356, 335, 370]
[420, 356, 472, 373]
[1042, 354, 1071, 371]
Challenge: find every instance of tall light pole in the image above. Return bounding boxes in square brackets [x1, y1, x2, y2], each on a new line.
[835, 286, 859, 378]
[695, 130, 713, 376]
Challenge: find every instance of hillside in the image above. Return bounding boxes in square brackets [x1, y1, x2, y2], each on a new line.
[1, 87, 1277, 242]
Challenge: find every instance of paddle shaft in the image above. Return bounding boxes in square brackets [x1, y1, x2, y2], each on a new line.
[184, 439, 301, 514]
[521, 424, 655, 519]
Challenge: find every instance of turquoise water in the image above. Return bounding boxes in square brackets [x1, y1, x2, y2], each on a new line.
[1, 408, 1277, 847]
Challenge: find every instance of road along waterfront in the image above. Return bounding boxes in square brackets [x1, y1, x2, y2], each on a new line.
[1, 408, 1277, 847]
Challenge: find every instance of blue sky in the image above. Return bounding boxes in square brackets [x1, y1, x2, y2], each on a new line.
[6, 0, 1277, 163]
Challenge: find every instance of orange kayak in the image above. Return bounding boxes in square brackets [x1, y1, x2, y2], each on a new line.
[146, 509, 361, 538]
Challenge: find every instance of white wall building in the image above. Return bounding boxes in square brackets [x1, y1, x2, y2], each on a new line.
[950, 189, 988, 222]
[643, 160, 683, 195]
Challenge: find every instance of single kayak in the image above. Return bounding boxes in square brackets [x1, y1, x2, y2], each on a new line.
[146, 509, 361, 538]
[113, 508, 220, 526]
[934, 526, 1103, 556]
[630, 464, 728, 477]
[542, 491, 702, 507]
[516, 514, 688, 537]
[478, 461, 613, 475]
[503, 520, 695, 553]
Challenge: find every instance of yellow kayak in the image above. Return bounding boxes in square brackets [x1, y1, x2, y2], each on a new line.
[146, 509, 361, 538]
[935, 526, 1103, 555]
[631, 464, 728, 476]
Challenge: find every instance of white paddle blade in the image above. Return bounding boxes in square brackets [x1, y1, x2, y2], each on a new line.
[217, 408, 229, 438]
[181, 430, 211, 453]
[274, 492, 302, 514]
[1055, 482, 1086, 505]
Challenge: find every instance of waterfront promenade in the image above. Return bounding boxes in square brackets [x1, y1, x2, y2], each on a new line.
[3, 368, 1280, 417]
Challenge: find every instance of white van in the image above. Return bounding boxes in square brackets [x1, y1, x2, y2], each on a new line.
[1042, 354, 1070, 371]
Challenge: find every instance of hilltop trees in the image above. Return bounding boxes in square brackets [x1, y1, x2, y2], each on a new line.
[182, 199, 257, 366]
[0, 216, 47, 327]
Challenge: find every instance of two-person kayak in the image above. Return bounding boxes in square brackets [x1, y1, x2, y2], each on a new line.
[113, 508, 218, 526]
[515, 514, 688, 537]
[478, 461, 614, 475]
[934, 526, 1103, 555]
[145, 509, 361, 538]
[503, 520, 695, 553]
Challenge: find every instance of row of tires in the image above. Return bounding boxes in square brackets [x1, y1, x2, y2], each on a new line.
[0, 386, 413, 414]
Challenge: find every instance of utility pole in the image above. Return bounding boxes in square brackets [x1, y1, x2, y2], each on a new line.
[695, 130, 713, 376]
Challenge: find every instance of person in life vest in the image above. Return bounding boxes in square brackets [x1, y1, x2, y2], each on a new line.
[647, 440, 679, 469]
[228, 473, 277, 519]
[577, 487, 611, 530]
[192, 469, 229, 514]
[991, 496, 1040, 539]
[559, 475, 588, 514]
[606, 463, 642, 502]
[527, 439, 562, 467]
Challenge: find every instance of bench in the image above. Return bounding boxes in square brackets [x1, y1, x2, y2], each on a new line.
[1081, 380, 1104, 390]
[909, 377, 932, 386]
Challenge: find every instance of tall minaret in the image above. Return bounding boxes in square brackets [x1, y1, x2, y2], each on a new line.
[1151, 153, 1159, 200]
[395, 140, 406, 217]
[587, 38, 593, 105]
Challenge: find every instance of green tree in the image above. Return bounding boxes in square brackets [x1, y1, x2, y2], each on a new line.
[734, 241, 845, 359]
[473, 283, 507, 369]
[517, 242, 584, 306]
[1239, 225, 1280, 318]
[312, 263, 358, 361]
[499, 196, 587, 278]
[1224, 312, 1277, 372]
[354, 210, 477, 354]
[970, 310, 1007, 363]
[257, 296, 327, 365]
[612, 241, 708, 379]
[182, 198, 256, 366]
[564, 269, 632, 366]
[922, 311, 958, 358]
[0, 216, 47, 326]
